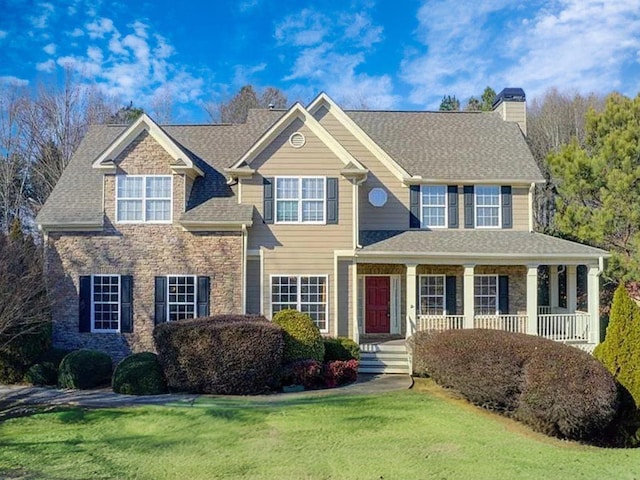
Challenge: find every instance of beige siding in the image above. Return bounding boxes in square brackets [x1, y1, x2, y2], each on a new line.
[316, 108, 409, 231]
[496, 101, 527, 135]
[337, 259, 351, 337]
[512, 186, 529, 231]
[246, 257, 261, 314]
[242, 116, 354, 336]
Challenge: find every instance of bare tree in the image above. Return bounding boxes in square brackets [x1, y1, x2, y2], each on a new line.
[527, 88, 605, 230]
[204, 85, 288, 123]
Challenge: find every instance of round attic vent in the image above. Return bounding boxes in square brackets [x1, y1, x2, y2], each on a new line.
[289, 132, 306, 148]
[368, 188, 388, 207]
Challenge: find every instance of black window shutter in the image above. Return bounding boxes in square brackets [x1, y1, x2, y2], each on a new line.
[263, 177, 274, 224]
[410, 185, 421, 228]
[120, 275, 133, 333]
[447, 185, 458, 228]
[498, 275, 509, 314]
[501, 186, 512, 229]
[445, 276, 457, 315]
[326, 177, 339, 224]
[154, 276, 167, 325]
[197, 276, 210, 317]
[464, 186, 474, 229]
[79, 275, 91, 333]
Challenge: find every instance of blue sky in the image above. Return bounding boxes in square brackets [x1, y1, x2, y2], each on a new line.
[1, 0, 639, 122]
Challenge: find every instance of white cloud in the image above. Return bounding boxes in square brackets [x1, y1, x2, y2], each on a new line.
[108, 34, 127, 55]
[233, 63, 267, 85]
[69, 28, 84, 37]
[43, 43, 56, 55]
[401, 0, 640, 108]
[36, 59, 56, 72]
[0, 76, 29, 86]
[238, 0, 260, 13]
[0, 31, 7, 40]
[275, 9, 329, 47]
[87, 46, 103, 63]
[86, 17, 115, 39]
[31, 2, 55, 29]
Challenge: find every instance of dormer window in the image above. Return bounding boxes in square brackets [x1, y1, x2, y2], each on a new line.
[116, 175, 172, 223]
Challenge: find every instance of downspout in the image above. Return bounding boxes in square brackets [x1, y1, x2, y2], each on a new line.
[241, 224, 247, 314]
[528, 182, 535, 232]
[353, 177, 366, 250]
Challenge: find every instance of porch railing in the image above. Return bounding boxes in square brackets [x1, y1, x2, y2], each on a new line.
[538, 311, 590, 342]
[474, 314, 528, 334]
[417, 315, 465, 332]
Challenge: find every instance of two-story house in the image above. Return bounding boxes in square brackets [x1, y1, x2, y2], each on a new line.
[36, 88, 608, 367]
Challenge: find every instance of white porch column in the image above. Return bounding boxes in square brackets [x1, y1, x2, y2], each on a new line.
[350, 260, 359, 345]
[567, 265, 577, 312]
[588, 265, 601, 344]
[463, 265, 475, 329]
[406, 263, 418, 339]
[526, 265, 539, 335]
[549, 265, 559, 310]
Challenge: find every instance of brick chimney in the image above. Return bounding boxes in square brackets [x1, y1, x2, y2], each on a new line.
[492, 88, 526, 136]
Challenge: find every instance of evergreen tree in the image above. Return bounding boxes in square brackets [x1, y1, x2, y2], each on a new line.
[548, 92, 640, 282]
[439, 95, 460, 111]
[594, 285, 640, 405]
[480, 86, 497, 111]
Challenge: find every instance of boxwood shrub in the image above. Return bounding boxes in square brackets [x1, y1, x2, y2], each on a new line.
[112, 352, 167, 395]
[412, 329, 619, 442]
[323, 337, 360, 361]
[154, 315, 283, 394]
[273, 309, 324, 363]
[23, 348, 71, 386]
[280, 359, 324, 390]
[58, 349, 113, 390]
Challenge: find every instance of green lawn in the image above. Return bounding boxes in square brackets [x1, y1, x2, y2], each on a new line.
[1, 380, 639, 480]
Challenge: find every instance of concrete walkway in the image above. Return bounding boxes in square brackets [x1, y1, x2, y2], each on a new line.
[0, 374, 413, 410]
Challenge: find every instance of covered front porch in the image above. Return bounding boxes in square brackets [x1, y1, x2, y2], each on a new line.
[353, 231, 609, 351]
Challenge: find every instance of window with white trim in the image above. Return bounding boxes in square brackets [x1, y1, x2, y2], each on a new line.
[275, 177, 325, 223]
[421, 185, 447, 228]
[116, 175, 172, 223]
[475, 185, 500, 228]
[271, 275, 328, 331]
[167, 275, 196, 322]
[92, 275, 120, 332]
[419, 275, 445, 315]
[474, 275, 498, 315]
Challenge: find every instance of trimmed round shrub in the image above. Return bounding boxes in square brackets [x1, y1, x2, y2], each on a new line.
[58, 349, 113, 390]
[323, 337, 360, 362]
[24, 362, 57, 386]
[273, 309, 324, 363]
[412, 329, 619, 442]
[112, 352, 167, 395]
[154, 315, 284, 394]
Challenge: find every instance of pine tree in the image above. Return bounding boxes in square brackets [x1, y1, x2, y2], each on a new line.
[594, 284, 640, 405]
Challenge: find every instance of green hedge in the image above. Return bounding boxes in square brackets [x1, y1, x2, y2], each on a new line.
[412, 329, 618, 442]
[273, 309, 324, 363]
[0, 322, 51, 384]
[112, 352, 167, 395]
[154, 315, 283, 394]
[58, 349, 113, 389]
[323, 337, 360, 362]
[23, 348, 70, 386]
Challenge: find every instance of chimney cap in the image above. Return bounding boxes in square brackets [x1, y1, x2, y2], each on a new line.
[492, 88, 525, 108]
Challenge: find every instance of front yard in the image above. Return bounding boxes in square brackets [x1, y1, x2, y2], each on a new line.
[1, 379, 638, 479]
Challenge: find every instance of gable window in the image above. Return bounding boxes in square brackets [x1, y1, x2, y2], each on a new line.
[271, 275, 328, 332]
[419, 275, 445, 315]
[475, 185, 500, 228]
[421, 185, 447, 228]
[167, 275, 196, 322]
[275, 177, 325, 223]
[116, 175, 172, 223]
[474, 275, 498, 315]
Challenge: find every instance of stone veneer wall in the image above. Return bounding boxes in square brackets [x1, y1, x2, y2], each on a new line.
[45, 130, 243, 361]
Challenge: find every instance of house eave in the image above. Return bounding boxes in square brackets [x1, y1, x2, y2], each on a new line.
[179, 220, 252, 231]
[401, 176, 546, 186]
[37, 222, 103, 233]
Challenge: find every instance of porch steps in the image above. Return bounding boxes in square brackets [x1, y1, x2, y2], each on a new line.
[359, 342, 410, 374]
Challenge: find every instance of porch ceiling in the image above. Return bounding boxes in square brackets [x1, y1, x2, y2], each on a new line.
[358, 230, 608, 262]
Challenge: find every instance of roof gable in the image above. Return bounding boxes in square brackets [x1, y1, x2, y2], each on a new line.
[229, 102, 367, 175]
[92, 113, 203, 177]
[307, 93, 412, 182]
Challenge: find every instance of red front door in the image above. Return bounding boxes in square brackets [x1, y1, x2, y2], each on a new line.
[365, 276, 391, 334]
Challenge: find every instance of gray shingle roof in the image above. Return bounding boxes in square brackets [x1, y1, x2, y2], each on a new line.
[347, 111, 544, 182]
[36, 110, 284, 227]
[359, 230, 608, 259]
